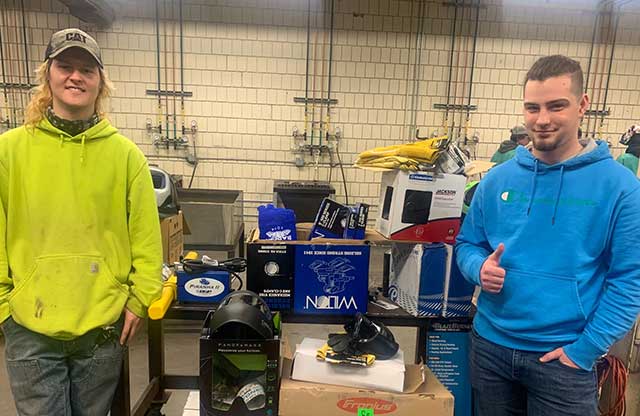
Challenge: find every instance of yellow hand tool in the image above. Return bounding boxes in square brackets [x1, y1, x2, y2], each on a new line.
[148, 251, 198, 320]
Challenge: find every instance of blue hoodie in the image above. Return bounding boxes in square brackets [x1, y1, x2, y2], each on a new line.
[456, 141, 640, 370]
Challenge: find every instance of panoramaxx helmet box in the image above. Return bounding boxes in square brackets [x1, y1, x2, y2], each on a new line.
[376, 171, 465, 243]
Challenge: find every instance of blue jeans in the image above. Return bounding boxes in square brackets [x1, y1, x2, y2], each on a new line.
[1, 316, 125, 416]
[470, 329, 598, 416]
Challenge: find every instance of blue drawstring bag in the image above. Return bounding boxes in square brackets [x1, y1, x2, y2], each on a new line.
[257, 204, 297, 241]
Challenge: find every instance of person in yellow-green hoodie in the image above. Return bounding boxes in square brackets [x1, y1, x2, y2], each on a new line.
[0, 29, 162, 415]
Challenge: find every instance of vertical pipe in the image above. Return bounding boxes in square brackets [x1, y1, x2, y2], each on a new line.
[163, 0, 170, 141]
[584, 12, 599, 99]
[155, 0, 163, 133]
[179, 0, 185, 134]
[304, 0, 311, 139]
[171, 0, 177, 143]
[19, 0, 29, 85]
[444, 4, 459, 132]
[325, 0, 335, 146]
[0, 13, 10, 127]
[464, 1, 480, 138]
[599, 9, 619, 136]
[409, 0, 425, 139]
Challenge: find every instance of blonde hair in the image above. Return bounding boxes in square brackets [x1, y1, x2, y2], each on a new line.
[24, 60, 114, 127]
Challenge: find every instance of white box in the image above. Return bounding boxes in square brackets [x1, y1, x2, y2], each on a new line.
[291, 338, 408, 393]
[376, 171, 466, 243]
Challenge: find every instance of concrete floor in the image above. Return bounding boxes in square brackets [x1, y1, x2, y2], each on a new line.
[1, 245, 638, 415]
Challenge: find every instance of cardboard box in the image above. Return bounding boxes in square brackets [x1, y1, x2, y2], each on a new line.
[389, 243, 447, 317]
[247, 224, 387, 315]
[376, 171, 465, 243]
[247, 244, 295, 311]
[279, 358, 453, 416]
[291, 338, 406, 393]
[160, 211, 184, 264]
[427, 319, 473, 416]
[442, 245, 475, 318]
[390, 243, 474, 317]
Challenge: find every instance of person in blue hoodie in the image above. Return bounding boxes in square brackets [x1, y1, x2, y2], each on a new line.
[456, 55, 640, 416]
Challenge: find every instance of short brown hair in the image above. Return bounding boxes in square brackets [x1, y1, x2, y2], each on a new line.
[524, 55, 584, 97]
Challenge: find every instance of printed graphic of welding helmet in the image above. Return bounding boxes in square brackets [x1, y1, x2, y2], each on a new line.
[210, 290, 274, 340]
[211, 351, 268, 412]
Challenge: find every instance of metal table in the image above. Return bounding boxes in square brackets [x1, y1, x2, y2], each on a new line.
[112, 299, 440, 416]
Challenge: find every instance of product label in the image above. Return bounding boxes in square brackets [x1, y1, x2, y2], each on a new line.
[337, 398, 396, 414]
[185, 278, 225, 297]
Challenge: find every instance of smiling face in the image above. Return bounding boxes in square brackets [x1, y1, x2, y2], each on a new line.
[48, 47, 101, 120]
[523, 74, 590, 164]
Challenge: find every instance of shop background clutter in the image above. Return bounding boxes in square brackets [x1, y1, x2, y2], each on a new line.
[1, 0, 639, 230]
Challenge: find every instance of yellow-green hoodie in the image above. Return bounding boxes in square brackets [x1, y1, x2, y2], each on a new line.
[0, 117, 162, 339]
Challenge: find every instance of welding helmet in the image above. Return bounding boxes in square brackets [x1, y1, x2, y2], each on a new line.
[620, 125, 640, 145]
[209, 290, 274, 340]
[329, 313, 399, 360]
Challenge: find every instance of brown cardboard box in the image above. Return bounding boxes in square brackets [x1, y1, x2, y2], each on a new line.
[279, 357, 454, 416]
[160, 211, 183, 264]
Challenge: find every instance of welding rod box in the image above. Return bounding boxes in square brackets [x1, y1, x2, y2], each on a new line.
[376, 171, 465, 243]
[247, 224, 386, 315]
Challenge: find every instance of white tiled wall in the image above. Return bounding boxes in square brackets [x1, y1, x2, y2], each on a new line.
[1, 0, 639, 229]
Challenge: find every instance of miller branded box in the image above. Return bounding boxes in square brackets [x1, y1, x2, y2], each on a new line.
[376, 171, 465, 243]
[390, 243, 474, 317]
[427, 318, 473, 416]
[247, 224, 387, 315]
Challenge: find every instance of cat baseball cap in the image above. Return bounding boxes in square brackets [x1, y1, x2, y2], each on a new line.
[44, 28, 103, 68]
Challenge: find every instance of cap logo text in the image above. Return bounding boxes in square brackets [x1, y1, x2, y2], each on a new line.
[66, 32, 87, 43]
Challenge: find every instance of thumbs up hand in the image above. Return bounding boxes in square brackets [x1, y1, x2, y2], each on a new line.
[480, 243, 506, 293]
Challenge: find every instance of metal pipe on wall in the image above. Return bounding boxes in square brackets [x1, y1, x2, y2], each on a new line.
[408, 0, 424, 140]
[179, 0, 185, 134]
[598, 8, 619, 137]
[155, 0, 163, 133]
[443, 4, 459, 134]
[464, 1, 480, 140]
[304, 0, 311, 140]
[324, 0, 335, 145]
[0, 14, 10, 127]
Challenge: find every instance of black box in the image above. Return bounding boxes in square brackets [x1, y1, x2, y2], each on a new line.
[247, 244, 295, 311]
[200, 311, 280, 416]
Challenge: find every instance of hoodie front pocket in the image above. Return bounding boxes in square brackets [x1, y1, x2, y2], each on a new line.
[8, 255, 130, 339]
[479, 268, 586, 341]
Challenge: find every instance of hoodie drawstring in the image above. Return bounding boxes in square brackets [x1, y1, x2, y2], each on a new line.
[526, 159, 539, 215]
[59, 133, 87, 164]
[80, 134, 86, 164]
[551, 165, 565, 225]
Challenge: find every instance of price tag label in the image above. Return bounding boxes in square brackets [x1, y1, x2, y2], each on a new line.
[357, 409, 374, 416]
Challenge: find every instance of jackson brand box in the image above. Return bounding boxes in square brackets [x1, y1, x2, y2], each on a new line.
[376, 171, 465, 243]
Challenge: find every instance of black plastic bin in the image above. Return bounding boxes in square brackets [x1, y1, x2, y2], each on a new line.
[273, 180, 335, 223]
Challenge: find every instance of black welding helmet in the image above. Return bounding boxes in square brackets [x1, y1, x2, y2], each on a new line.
[210, 291, 274, 340]
[331, 313, 399, 360]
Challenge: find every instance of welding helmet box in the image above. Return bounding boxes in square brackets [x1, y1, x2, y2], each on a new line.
[376, 171, 465, 243]
[199, 292, 281, 416]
